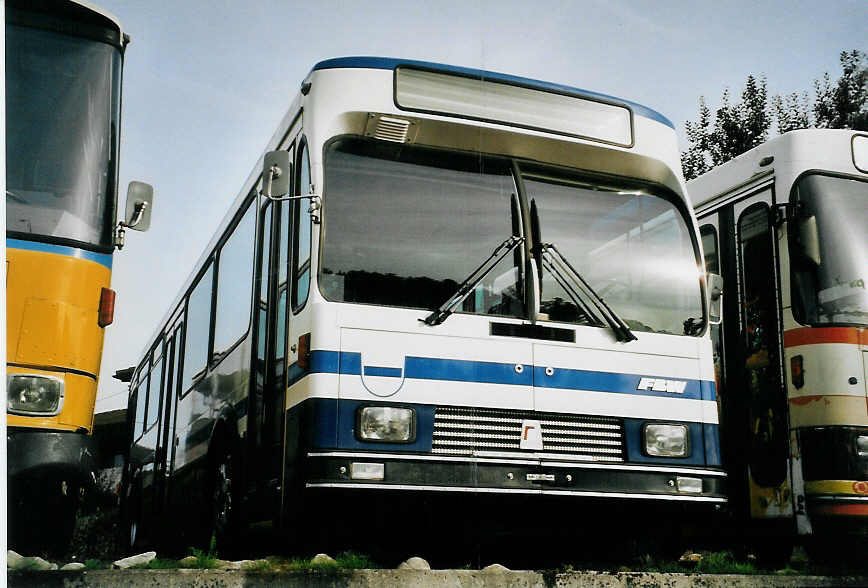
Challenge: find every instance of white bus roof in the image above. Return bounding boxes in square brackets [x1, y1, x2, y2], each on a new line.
[688, 129, 864, 209]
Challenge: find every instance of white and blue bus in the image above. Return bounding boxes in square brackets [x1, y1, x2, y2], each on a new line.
[123, 57, 725, 552]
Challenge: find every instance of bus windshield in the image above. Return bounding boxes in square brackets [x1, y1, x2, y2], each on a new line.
[320, 138, 524, 318]
[791, 174, 868, 326]
[525, 171, 703, 335]
[5, 24, 121, 249]
[320, 138, 704, 335]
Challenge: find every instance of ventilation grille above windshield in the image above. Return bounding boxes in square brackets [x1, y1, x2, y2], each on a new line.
[365, 114, 417, 143]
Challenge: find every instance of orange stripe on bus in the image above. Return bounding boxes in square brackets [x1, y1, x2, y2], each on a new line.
[783, 327, 867, 348]
[810, 503, 868, 517]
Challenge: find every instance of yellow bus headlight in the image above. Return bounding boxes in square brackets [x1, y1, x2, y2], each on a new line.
[7, 374, 64, 416]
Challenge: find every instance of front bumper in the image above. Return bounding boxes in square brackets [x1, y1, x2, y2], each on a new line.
[7, 427, 96, 487]
[305, 451, 727, 503]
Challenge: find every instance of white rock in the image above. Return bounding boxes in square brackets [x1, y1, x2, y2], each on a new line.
[398, 557, 430, 570]
[311, 553, 336, 565]
[7, 551, 24, 569]
[178, 556, 198, 567]
[482, 563, 510, 573]
[112, 551, 157, 569]
[61, 562, 86, 571]
[11, 556, 55, 571]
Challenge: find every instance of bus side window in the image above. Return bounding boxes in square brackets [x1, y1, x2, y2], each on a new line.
[292, 140, 311, 312]
[132, 370, 147, 439]
[182, 262, 214, 393]
[700, 224, 725, 399]
[146, 340, 164, 432]
[213, 200, 257, 360]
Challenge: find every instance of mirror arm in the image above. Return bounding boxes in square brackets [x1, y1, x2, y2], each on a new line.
[114, 201, 149, 250]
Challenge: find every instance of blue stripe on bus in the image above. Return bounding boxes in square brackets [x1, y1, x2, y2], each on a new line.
[533, 366, 704, 400]
[6, 238, 113, 269]
[405, 356, 533, 386]
[311, 56, 675, 130]
[363, 366, 403, 378]
[306, 349, 714, 401]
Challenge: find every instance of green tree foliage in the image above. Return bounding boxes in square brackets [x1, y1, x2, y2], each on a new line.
[681, 50, 868, 180]
[813, 50, 868, 130]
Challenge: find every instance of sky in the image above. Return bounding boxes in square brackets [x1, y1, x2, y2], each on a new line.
[92, 0, 867, 412]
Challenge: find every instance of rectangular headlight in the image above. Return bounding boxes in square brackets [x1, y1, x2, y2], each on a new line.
[357, 406, 415, 442]
[857, 435, 868, 458]
[643, 423, 689, 458]
[7, 374, 64, 416]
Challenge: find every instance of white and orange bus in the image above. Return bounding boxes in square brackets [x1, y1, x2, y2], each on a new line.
[689, 129, 867, 559]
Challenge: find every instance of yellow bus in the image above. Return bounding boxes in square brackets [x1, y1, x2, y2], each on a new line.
[5, 0, 152, 553]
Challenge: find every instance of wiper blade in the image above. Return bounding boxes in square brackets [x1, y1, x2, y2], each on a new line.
[541, 243, 637, 342]
[539, 256, 602, 326]
[421, 235, 525, 326]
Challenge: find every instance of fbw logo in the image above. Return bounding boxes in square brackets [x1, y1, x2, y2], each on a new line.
[636, 377, 687, 394]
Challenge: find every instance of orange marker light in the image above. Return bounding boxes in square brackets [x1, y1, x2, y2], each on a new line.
[790, 355, 804, 389]
[98, 287, 116, 327]
[297, 333, 311, 370]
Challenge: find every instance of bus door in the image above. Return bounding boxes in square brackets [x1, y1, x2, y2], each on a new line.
[710, 186, 792, 522]
[248, 171, 292, 521]
[154, 316, 184, 516]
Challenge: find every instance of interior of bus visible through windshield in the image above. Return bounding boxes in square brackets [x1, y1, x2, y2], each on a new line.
[320, 137, 704, 336]
[5, 23, 121, 249]
[790, 173, 868, 326]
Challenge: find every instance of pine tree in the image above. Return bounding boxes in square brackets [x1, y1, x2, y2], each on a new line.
[773, 92, 811, 134]
[680, 49, 868, 180]
[813, 50, 868, 130]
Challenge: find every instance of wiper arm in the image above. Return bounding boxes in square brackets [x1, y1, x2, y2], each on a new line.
[421, 235, 525, 326]
[539, 256, 602, 326]
[541, 243, 638, 342]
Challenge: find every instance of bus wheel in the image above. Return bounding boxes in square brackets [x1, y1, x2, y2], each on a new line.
[126, 483, 144, 551]
[205, 445, 240, 555]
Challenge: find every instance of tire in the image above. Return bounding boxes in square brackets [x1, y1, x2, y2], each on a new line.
[201, 441, 242, 556]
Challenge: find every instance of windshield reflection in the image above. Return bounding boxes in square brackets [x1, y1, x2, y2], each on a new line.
[791, 174, 868, 326]
[320, 138, 704, 335]
[5, 25, 121, 249]
[525, 175, 703, 335]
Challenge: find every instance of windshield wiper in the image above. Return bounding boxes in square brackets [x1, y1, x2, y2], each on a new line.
[540, 243, 638, 342]
[421, 235, 525, 326]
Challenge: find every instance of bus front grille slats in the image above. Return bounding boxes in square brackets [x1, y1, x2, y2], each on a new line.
[431, 406, 626, 461]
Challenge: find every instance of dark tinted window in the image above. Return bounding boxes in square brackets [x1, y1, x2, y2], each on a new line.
[320, 138, 521, 317]
[146, 346, 164, 430]
[132, 374, 147, 439]
[213, 201, 256, 358]
[700, 225, 719, 274]
[293, 143, 311, 311]
[6, 25, 121, 248]
[182, 263, 213, 392]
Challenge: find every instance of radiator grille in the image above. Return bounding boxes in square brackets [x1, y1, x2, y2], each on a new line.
[433, 406, 625, 462]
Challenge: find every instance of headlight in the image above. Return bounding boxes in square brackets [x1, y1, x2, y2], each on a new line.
[643, 423, 689, 457]
[856, 435, 868, 458]
[7, 374, 64, 416]
[357, 406, 415, 442]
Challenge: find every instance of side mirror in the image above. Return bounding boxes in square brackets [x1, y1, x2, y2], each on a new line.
[707, 273, 723, 325]
[262, 151, 291, 198]
[797, 215, 821, 266]
[123, 181, 154, 232]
